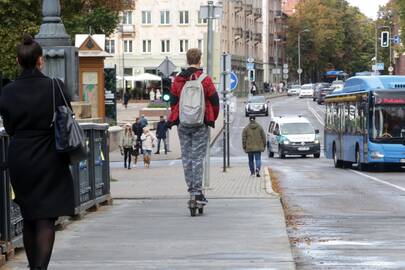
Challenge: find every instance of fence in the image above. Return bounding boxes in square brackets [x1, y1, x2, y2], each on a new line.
[0, 123, 111, 259]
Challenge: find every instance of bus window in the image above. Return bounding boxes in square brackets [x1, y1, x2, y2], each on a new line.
[372, 105, 405, 139]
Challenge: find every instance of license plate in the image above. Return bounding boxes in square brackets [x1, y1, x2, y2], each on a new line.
[298, 147, 310, 151]
[401, 159, 405, 163]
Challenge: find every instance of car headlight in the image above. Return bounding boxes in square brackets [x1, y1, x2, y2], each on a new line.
[314, 139, 320, 144]
[370, 151, 384, 160]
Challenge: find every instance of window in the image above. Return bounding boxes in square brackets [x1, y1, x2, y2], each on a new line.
[179, 11, 189, 24]
[197, 11, 207, 24]
[198, 39, 203, 51]
[142, 11, 152, 24]
[124, 68, 133, 76]
[179, 39, 189, 53]
[105, 39, 115, 54]
[160, 11, 170, 25]
[123, 11, 133, 25]
[142, 40, 152, 53]
[161, 40, 170, 53]
[124, 40, 133, 53]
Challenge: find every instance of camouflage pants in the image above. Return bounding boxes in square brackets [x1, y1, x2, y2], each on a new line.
[178, 125, 209, 195]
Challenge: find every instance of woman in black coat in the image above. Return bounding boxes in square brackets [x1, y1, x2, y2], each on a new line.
[0, 35, 74, 270]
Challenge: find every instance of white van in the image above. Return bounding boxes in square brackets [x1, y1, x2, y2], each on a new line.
[267, 116, 320, 159]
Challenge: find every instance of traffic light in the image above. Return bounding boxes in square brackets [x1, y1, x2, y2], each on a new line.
[381, 31, 390, 48]
[248, 69, 255, 82]
[162, 77, 172, 102]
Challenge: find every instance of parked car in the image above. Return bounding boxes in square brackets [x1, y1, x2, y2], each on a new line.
[317, 87, 334, 104]
[267, 116, 321, 159]
[331, 80, 344, 92]
[245, 95, 269, 117]
[287, 85, 301, 96]
[313, 83, 330, 101]
[299, 84, 315, 98]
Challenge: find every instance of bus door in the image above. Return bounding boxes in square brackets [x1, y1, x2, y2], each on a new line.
[337, 103, 345, 161]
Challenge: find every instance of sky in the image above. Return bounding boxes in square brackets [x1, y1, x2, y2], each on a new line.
[346, 0, 390, 19]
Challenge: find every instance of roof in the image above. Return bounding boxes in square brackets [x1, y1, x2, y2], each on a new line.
[271, 116, 310, 124]
[331, 76, 405, 96]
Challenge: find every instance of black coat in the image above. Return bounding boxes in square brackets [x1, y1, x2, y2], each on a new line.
[132, 123, 143, 139]
[156, 121, 168, 139]
[0, 69, 75, 220]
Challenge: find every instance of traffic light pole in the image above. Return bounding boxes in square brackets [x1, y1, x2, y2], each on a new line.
[222, 54, 227, 173]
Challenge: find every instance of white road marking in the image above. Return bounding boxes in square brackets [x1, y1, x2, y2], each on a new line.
[307, 101, 324, 126]
[351, 170, 405, 193]
[270, 106, 274, 118]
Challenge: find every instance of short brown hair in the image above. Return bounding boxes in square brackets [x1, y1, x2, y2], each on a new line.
[186, 48, 202, 65]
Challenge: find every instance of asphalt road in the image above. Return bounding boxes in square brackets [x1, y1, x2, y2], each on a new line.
[213, 96, 405, 269]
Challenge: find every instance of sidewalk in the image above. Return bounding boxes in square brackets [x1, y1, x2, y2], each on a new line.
[5, 162, 295, 270]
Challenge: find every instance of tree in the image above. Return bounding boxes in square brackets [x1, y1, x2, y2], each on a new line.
[286, 0, 375, 83]
[0, 0, 133, 79]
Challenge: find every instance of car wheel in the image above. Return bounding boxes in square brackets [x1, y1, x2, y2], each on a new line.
[314, 153, 320, 158]
[353, 147, 366, 171]
[333, 145, 343, 168]
[245, 112, 249, 117]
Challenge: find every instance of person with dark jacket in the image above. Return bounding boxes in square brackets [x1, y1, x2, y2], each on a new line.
[132, 117, 144, 155]
[168, 48, 220, 204]
[155, 115, 168, 154]
[123, 91, 130, 109]
[0, 34, 75, 270]
[242, 116, 267, 177]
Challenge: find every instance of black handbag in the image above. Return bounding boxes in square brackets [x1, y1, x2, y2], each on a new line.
[52, 79, 88, 164]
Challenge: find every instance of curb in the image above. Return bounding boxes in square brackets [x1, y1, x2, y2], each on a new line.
[264, 166, 280, 196]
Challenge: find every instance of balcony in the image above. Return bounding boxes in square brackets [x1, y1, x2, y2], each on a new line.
[120, 24, 135, 37]
[233, 27, 243, 40]
[254, 8, 262, 20]
[245, 30, 251, 40]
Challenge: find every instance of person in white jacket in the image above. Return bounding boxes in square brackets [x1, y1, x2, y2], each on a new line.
[141, 127, 156, 168]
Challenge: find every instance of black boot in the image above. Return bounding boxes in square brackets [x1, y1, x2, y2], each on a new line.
[196, 193, 208, 204]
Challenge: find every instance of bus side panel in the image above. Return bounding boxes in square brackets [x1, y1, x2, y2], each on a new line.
[324, 132, 338, 159]
[343, 135, 363, 163]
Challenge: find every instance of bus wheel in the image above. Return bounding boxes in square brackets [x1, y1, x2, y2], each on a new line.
[333, 146, 343, 168]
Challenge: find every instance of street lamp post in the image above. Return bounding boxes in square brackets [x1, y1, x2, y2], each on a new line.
[298, 29, 310, 85]
[274, 38, 281, 84]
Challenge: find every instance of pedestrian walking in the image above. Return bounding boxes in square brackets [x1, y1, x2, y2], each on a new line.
[242, 116, 266, 177]
[155, 116, 168, 154]
[141, 127, 157, 168]
[0, 34, 75, 270]
[168, 48, 220, 206]
[120, 123, 136, 169]
[149, 88, 155, 102]
[132, 117, 144, 155]
[156, 89, 162, 101]
[123, 90, 130, 109]
[250, 82, 257, 96]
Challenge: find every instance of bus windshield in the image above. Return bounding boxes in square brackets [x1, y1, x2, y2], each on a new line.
[281, 123, 314, 135]
[372, 105, 405, 141]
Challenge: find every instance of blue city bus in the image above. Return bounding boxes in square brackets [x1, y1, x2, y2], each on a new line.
[324, 76, 405, 170]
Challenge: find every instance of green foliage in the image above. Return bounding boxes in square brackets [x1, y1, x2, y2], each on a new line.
[0, 0, 41, 78]
[286, 0, 375, 82]
[0, 0, 132, 79]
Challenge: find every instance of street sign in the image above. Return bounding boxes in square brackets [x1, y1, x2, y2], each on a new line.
[393, 35, 401, 44]
[247, 57, 254, 63]
[230, 71, 238, 90]
[246, 62, 255, 70]
[283, 74, 289, 79]
[273, 68, 281, 75]
[388, 66, 394, 72]
[376, 63, 385, 71]
[283, 64, 289, 69]
[157, 57, 176, 77]
[200, 5, 223, 19]
[283, 68, 289, 74]
[297, 68, 303, 74]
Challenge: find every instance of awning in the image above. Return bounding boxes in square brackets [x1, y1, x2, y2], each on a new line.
[325, 70, 344, 76]
[117, 73, 162, 81]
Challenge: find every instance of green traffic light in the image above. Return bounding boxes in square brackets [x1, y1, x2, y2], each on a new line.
[163, 94, 170, 102]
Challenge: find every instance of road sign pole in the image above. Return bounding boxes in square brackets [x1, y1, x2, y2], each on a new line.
[222, 53, 227, 173]
[226, 103, 230, 168]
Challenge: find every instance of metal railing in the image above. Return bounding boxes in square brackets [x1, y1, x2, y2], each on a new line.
[0, 123, 111, 259]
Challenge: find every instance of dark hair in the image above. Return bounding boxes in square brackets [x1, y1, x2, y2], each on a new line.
[17, 34, 43, 69]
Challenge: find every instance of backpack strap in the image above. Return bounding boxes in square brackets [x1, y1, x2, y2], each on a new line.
[197, 73, 208, 83]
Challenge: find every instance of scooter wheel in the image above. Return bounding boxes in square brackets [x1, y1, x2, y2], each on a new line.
[190, 208, 197, 217]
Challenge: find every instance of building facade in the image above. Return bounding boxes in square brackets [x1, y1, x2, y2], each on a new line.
[104, 0, 210, 91]
[105, 0, 286, 94]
